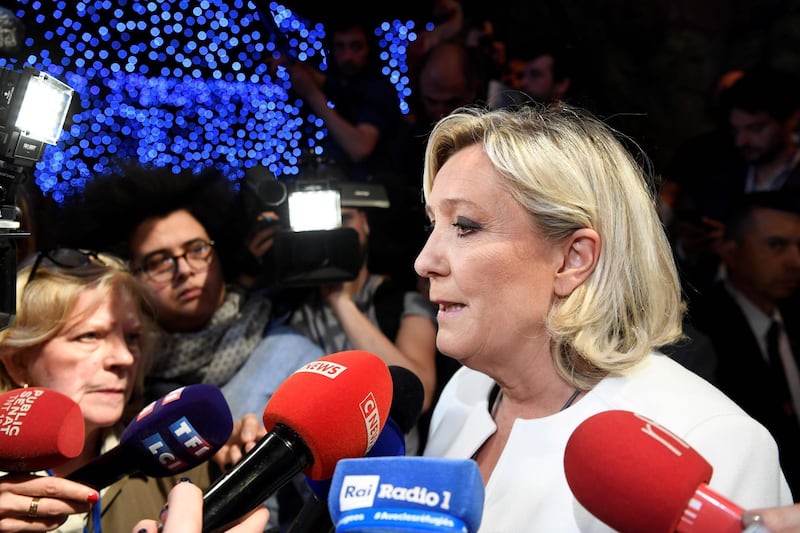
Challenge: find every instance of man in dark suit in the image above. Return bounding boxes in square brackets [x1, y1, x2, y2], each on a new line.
[690, 190, 800, 499]
[670, 66, 800, 306]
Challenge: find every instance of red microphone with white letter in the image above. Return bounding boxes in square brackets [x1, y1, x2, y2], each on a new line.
[201, 349, 393, 533]
[0, 387, 84, 471]
[564, 409, 745, 533]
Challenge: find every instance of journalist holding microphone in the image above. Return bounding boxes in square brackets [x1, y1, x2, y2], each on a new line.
[0, 251, 228, 532]
[414, 104, 793, 531]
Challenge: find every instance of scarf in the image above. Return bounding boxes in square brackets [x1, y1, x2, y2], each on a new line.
[150, 285, 273, 386]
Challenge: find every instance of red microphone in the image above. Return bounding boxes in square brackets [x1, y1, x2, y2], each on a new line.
[0, 387, 85, 472]
[564, 410, 745, 533]
[202, 349, 393, 533]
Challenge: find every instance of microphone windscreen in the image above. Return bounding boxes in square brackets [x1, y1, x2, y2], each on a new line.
[120, 384, 233, 476]
[262, 350, 393, 480]
[0, 387, 84, 471]
[564, 410, 713, 533]
[387, 366, 424, 434]
[306, 416, 408, 502]
[304, 365, 420, 500]
[328, 456, 484, 533]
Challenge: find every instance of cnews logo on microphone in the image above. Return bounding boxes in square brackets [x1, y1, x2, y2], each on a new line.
[339, 475, 453, 512]
[360, 392, 382, 450]
[296, 360, 347, 379]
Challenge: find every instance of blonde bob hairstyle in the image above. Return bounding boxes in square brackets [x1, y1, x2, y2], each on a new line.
[422, 104, 684, 389]
[0, 251, 158, 418]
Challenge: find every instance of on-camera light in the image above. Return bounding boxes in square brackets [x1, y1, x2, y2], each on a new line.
[0, 67, 74, 334]
[288, 188, 341, 232]
[15, 71, 73, 145]
[0, 66, 74, 167]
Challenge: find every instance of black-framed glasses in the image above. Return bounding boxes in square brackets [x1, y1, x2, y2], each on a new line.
[133, 238, 215, 283]
[25, 248, 105, 287]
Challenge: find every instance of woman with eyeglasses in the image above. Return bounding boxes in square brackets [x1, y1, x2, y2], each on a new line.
[0, 250, 228, 531]
[54, 165, 326, 530]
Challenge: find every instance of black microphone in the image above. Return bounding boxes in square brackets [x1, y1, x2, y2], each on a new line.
[67, 384, 233, 490]
[287, 365, 425, 533]
[201, 350, 394, 533]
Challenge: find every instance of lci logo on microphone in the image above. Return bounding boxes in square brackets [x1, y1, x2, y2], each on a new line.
[339, 474, 380, 511]
[140, 416, 212, 471]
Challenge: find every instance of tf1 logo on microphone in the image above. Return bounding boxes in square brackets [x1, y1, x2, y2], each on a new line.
[141, 416, 213, 472]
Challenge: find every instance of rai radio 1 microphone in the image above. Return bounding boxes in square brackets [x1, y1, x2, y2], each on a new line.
[289, 365, 426, 533]
[564, 409, 746, 533]
[201, 350, 393, 533]
[67, 384, 233, 490]
[0, 387, 84, 471]
[328, 456, 484, 533]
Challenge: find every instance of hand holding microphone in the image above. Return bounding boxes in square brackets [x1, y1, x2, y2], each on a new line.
[0, 387, 85, 472]
[201, 350, 393, 533]
[67, 384, 234, 490]
[0, 388, 97, 529]
[564, 409, 746, 533]
[740, 505, 800, 533]
[131, 480, 269, 533]
[212, 413, 267, 472]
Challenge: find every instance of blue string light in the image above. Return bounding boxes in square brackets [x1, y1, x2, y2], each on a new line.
[4, 1, 420, 203]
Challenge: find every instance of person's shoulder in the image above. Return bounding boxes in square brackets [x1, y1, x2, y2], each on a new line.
[599, 354, 749, 419]
[595, 354, 778, 459]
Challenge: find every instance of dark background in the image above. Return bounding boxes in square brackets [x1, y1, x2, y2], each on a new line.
[284, 0, 800, 169]
[5, 0, 800, 195]
[461, 0, 800, 171]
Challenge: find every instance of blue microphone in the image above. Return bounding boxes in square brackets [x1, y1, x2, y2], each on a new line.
[328, 456, 484, 533]
[68, 384, 233, 490]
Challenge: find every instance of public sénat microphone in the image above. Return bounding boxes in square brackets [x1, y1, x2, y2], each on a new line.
[0, 387, 84, 471]
[202, 350, 393, 533]
[564, 409, 745, 533]
[328, 456, 485, 532]
[67, 384, 233, 489]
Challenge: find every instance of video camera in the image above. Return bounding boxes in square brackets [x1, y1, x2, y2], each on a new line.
[0, 65, 74, 331]
[240, 159, 389, 287]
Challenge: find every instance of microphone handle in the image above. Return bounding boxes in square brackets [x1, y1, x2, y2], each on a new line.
[66, 445, 130, 490]
[286, 492, 334, 533]
[202, 424, 313, 533]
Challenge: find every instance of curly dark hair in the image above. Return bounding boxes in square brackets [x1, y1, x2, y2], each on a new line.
[55, 163, 239, 265]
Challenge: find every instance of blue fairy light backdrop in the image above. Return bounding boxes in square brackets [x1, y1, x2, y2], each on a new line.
[1, 1, 424, 203]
